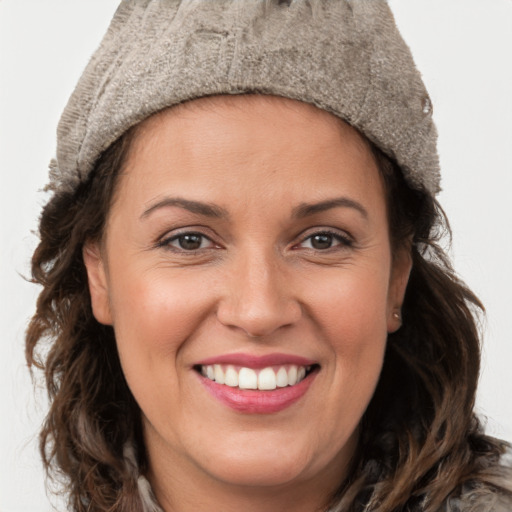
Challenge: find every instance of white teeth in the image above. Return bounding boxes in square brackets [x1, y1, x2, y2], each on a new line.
[214, 364, 225, 385]
[287, 366, 298, 386]
[258, 367, 277, 390]
[201, 363, 314, 390]
[238, 368, 258, 389]
[276, 367, 288, 388]
[224, 365, 238, 387]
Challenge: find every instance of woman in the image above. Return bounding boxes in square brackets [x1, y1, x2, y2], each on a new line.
[26, 1, 512, 511]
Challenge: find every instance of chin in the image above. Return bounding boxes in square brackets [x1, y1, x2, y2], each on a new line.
[184, 425, 355, 490]
[200, 448, 314, 488]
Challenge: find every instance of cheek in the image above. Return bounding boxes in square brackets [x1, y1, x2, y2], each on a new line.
[305, 265, 390, 425]
[308, 262, 390, 347]
[106, 267, 215, 394]
[111, 267, 210, 341]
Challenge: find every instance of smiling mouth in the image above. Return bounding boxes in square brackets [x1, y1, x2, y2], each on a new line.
[195, 364, 319, 391]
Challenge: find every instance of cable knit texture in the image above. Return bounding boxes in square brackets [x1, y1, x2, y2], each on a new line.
[49, 0, 440, 197]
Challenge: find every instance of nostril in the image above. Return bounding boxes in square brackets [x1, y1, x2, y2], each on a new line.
[216, 300, 302, 339]
[215, 265, 303, 338]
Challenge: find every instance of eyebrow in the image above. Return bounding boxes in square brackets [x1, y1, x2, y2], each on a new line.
[292, 197, 368, 220]
[140, 195, 368, 221]
[141, 197, 229, 219]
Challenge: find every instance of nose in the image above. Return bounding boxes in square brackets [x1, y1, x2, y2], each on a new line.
[216, 249, 302, 338]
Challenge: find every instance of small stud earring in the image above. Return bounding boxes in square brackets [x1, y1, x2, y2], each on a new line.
[392, 310, 402, 323]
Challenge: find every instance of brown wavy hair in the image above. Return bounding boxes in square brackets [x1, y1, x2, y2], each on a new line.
[26, 109, 511, 512]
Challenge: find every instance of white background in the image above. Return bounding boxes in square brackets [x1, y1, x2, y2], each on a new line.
[1, 1, 511, 511]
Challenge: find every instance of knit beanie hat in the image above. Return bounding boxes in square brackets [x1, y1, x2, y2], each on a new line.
[49, 0, 440, 197]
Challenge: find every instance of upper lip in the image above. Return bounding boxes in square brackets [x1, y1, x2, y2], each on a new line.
[194, 353, 318, 369]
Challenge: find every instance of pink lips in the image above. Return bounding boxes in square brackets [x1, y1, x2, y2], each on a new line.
[195, 353, 318, 414]
[195, 353, 316, 368]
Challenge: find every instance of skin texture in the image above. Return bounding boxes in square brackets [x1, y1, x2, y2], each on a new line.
[84, 95, 411, 512]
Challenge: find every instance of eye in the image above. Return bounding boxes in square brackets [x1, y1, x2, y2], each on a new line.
[161, 232, 215, 251]
[298, 231, 352, 250]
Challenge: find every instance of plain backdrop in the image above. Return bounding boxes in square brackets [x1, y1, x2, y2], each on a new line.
[1, 1, 511, 511]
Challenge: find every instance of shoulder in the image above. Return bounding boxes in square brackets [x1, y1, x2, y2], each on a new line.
[442, 485, 512, 512]
[441, 444, 512, 512]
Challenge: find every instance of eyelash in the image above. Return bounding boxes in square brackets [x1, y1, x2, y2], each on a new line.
[158, 231, 217, 252]
[295, 230, 354, 251]
[158, 229, 353, 253]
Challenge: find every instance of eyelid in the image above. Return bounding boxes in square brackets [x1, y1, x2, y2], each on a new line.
[293, 228, 354, 250]
[157, 227, 221, 251]
[154, 226, 354, 252]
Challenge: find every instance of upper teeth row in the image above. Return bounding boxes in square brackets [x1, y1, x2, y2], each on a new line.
[201, 364, 310, 390]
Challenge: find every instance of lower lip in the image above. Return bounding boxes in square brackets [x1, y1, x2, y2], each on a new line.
[198, 371, 317, 414]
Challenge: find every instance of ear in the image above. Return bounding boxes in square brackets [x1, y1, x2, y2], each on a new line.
[387, 244, 413, 333]
[83, 241, 113, 325]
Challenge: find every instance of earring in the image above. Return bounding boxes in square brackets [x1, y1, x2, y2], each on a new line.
[392, 310, 402, 324]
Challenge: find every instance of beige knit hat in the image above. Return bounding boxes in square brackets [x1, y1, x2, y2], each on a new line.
[49, 0, 440, 196]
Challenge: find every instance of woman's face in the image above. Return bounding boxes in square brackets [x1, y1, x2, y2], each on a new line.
[84, 96, 410, 503]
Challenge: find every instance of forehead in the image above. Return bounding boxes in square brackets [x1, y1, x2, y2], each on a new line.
[115, 94, 384, 219]
[136, 94, 372, 153]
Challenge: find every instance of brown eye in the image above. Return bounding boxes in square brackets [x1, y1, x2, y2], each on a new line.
[297, 231, 353, 251]
[162, 232, 214, 251]
[310, 234, 334, 250]
[177, 234, 203, 250]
